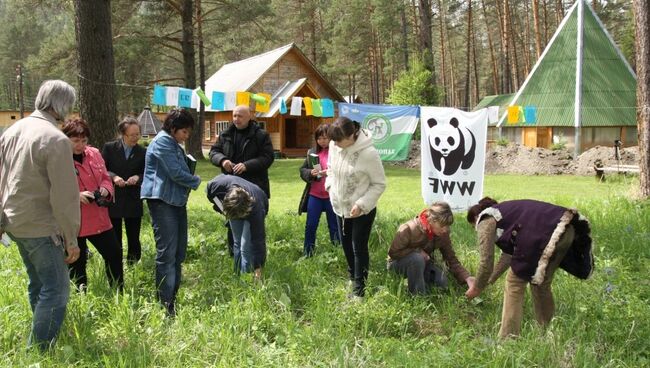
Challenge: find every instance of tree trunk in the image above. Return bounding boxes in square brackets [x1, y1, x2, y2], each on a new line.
[196, 0, 206, 159]
[523, 0, 532, 75]
[400, 2, 410, 70]
[635, 0, 650, 197]
[180, 0, 202, 158]
[464, 0, 473, 110]
[543, 0, 549, 47]
[438, 0, 448, 105]
[418, 0, 437, 88]
[481, 0, 499, 95]
[472, 14, 480, 105]
[556, 0, 564, 25]
[501, 0, 512, 93]
[74, 0, 118, 147]
[532, 0, 543, 58]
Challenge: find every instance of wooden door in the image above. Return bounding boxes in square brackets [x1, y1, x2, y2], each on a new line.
[523, 127, 537, 147]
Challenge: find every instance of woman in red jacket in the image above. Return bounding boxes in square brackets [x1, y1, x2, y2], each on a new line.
[63, 119, 123, 291]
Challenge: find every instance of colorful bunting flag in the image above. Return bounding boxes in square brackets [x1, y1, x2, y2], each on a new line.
[255, 93, 271, 113]
[212, 91, 225, 111]
[312, 99, 322, 117]
[225, 92, 237, 110]
[178, 88, 193, 108]
[487, 106, 499, 124]
[153, 85, 167, 105]
[321, 99, 334, 117]
[236, 91, 250, 106]
[303, 97, 313, 116]
[290, 97, 303, 116]
[196, 89, 211, 106]
[166, 87, 179, 107]
[280, 98, 287, 114]
[524, 106, 537, 124]
[507, 105, 520, 124]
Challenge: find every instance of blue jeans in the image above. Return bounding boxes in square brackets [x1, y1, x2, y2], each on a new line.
[230, 219, 252, 274]
[304, 195, 340, 256]
[8, 233, 70, 350]
[147, 200, 187, 310]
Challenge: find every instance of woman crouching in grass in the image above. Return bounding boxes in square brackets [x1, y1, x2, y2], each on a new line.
[387, 201, 475, 295]
[465, 197, 594, 338]
[207, 175, 268, 281]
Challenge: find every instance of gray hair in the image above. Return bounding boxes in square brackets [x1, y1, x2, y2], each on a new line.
[222, 186, 254, 219]
[34, 80, 76, 119]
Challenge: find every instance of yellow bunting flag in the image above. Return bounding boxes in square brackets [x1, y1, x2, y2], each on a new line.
[303, 97, 313, 116]
[507, 106, 520, 124]
[236, 91, 250, 106]
[255, 93, 271, 113]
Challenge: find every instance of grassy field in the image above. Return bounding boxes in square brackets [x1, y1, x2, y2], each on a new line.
[1, 159, 649, 367]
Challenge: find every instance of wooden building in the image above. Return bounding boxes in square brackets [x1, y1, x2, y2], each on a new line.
[202, 43, 345, 157]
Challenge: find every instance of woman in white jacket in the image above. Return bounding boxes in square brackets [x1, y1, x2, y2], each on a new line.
[325, 117, 386, 298]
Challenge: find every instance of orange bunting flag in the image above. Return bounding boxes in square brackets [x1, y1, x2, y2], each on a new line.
[255, 93, 271, 113]
[507, 106, 521, 124]
[236, 91, 250, 106]
[303, 97, 313, 116]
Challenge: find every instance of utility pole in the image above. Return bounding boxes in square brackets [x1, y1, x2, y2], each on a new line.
[15, 64, 24, 118]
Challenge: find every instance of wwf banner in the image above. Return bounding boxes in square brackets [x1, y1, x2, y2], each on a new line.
[420, 107, 488, 211]
[339, 103, 419, 161]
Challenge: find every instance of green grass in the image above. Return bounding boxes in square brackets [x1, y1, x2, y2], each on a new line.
[1, 159, 649, 367]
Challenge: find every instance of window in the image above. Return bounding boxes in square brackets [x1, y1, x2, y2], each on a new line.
[204, 120, 211, 141]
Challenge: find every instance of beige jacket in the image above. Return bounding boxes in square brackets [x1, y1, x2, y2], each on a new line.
[325, 129, 386, 217]
[0, 110, 80, 249]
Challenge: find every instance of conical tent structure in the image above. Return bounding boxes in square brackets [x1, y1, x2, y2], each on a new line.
[496, 0, 636, 154]
[137, 106, 162, 137]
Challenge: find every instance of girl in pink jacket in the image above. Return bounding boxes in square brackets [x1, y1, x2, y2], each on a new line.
[63, 119, 123, 291]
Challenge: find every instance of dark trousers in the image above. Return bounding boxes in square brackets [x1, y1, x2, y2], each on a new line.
[111, 217, 142, 263]
[304, 195, 340, 256]
[337, 208, 376, 297]
[69, 229, 124, 290]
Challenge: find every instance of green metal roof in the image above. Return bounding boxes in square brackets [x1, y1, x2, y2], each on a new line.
[473, 93, 514, 112]
[497, 1, 636, 127]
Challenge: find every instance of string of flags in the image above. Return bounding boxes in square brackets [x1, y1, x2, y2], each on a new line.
[507, 105, 537, 124]
[151, 84, 335, 117]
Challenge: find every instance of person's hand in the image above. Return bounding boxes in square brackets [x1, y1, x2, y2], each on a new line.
[99, 187, 109, 197]
[113, 175, 126, 187]
[80, 191, 94, 204]
[64, 245, 80, 264]
[126, 175, 139, 186]
[349, 205, 362, 218]
[420, 250, 430, 262]
[311, 168, 319, 177]
[222, 159, 234, 173]
[233, 163, 247, 175]
[465, 285, 482, 300]
[465, 276, 476, 289]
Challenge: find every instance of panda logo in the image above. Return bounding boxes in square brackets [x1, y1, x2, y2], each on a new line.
[427, 117, 476, 176]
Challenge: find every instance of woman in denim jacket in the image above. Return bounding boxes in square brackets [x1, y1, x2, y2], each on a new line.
[141, 109, 200, 316]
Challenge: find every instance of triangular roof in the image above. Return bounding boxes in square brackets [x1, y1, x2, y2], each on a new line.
[496, 0, 636, 128]
[203, 43, 344, 113]
[137, 107, 162, 136]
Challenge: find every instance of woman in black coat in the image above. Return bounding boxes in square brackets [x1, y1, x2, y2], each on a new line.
[101, 116, 146, 264]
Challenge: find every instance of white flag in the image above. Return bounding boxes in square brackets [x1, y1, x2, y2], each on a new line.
[420, 107, 488, 211]
[165, 87, 179, 107]
[290, 97, 303, 116]
[224, 92, 237, 110]
[487, 106, 499, 124]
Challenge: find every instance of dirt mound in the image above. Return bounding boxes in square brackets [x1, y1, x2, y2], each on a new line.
[394, 141, 640, 176]
[571, 145, 639, 175]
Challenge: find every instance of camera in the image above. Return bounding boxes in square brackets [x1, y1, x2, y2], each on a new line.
[89, 190, 111, 207]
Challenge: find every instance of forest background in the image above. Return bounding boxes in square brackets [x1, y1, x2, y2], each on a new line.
[0, 0, 634, 115]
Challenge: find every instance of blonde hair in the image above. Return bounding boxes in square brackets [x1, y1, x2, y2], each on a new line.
[425, 201, 454, 227]
[222, 187, 254, 219]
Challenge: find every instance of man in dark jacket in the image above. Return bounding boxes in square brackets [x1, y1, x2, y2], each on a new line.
[209, 105, 274, 198]
[209, 105, 274, 255]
